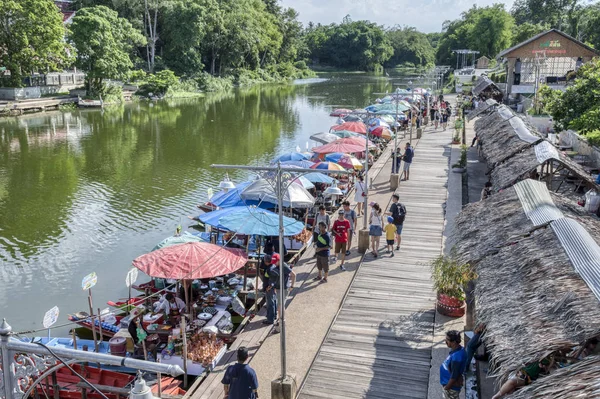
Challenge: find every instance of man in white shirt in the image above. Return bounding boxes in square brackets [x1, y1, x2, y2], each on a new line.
[156, 293, 186, 316]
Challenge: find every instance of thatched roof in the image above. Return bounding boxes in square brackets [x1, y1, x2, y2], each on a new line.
[490, 140, 600, 192]
[453, 180, 600, 266]
[474, 105, 543, 168]
[508, 356, 600, 399]
[467, 99, 498, 122]
[475, 226, 600, 379]
[453, 179, 600, 382]
[472, 76, 503, 101]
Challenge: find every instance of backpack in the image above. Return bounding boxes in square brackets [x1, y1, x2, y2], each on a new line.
[392, 203, 407, 225]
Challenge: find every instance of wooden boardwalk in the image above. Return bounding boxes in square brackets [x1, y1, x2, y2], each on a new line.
[298, 129, 451, 399]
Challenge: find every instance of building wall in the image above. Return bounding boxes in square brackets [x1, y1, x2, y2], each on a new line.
[504, 31, 596, 59]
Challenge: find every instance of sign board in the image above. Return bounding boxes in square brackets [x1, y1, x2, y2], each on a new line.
[82, 272, 98, 290]
[125, 268, 139, 288]
[42, 306, 60, 328]
[231, 297, 246, 316]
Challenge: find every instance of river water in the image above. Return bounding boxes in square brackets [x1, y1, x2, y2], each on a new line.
[0, 73, 395, 334]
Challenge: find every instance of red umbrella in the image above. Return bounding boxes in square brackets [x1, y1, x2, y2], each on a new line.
[330, 122, 367, 134]
[132, 242, 248, 280]
[371, 126, 393, 139]
[338, 137, 376, 148]
[312, 139, 366, 154]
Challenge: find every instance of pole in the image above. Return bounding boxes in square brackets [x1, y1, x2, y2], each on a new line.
[276, 162, 287, 379]
[87, 290, 99, 352]
[410, 86, 414, 143]
[181, 318, 188, 387]
[1, 319, 14, 399]
[393, 90, 399, 173]
[363, 121, 369, 230]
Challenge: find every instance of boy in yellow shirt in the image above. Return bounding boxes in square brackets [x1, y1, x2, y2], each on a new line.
[384, 216, 397, 257]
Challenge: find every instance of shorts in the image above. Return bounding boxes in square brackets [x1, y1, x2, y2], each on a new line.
[369, 225, 382, 236]
[395, 224, 403, 235]
[316, 256, 329, 272]
[386, 239, 395, 246]
[334, 241, 347, 254]
[403, 162, 411, 171]
[443, 389, 460, 399]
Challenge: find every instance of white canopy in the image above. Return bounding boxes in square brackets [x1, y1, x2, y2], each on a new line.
[240, 178, 316, 208]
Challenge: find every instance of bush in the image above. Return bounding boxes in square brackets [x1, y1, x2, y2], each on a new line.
[127, 69, 147, 83]
[429, 254, 476, 301]
[100, 84, 124, 103]
[294, 60, 308, 70]
[584, 130, 600, 147]
[138, 70, 179, 96]
[196, 72, 234, 92]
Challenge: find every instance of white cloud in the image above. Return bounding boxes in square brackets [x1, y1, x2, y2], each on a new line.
[280, 0, 516, 33]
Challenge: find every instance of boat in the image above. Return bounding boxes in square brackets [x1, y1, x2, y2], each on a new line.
[68, 313, 124, 339]
[107, 296, 153, 312]
[77, 98, 103, 108]
[39, 364, 134, 399]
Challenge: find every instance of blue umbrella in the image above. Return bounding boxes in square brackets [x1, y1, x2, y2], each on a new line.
[152, 232, 206, 251]
[324, 152, 347, 163]
[219, 209, 304, 236]
[293, 176, 315, 189]
[209, 181, 252, 208]
[272, 152, 310, 163]
[280, 160, 315, 168]
[303, 172, 334, 184]
[199, 206, 255, 229]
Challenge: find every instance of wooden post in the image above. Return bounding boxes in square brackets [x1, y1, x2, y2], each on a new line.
[52, 372, 60, 399]
[87, 290, 99, 352]
[97, 308, 104, 344]
[157, 355, 162, 398]
[142, 340, 148, 361]
[181, 318, 188, 388]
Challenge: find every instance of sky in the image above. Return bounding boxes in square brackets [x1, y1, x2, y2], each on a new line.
[280, 0, 516, 33]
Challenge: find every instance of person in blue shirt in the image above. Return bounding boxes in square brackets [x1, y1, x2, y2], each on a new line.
[401, 142, 414, 181]
[222, 347, 258, 399]
[440, 330, 467, 399]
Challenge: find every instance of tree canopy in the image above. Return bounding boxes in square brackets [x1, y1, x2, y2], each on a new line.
[0, 0, 70, 87]
[304, 20, 393, 71]
[385, 27, 435, 68]
[68, 6, 145, 93]
[436, 4, 515, 65]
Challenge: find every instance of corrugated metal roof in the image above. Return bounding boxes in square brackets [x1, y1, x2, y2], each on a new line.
[551, 218, 600, 302]
[514, 179, 564, 225]
[509, 117, 540, 143]
[467, 99, 498, 121]
[534, 140, 560, 163]
[497, 105, 514, 120]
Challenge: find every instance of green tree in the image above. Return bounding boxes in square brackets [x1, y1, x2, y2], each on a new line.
[385, 27, 435, 68]
[512, 22, 550, 45]
[0, 0, 70, 87]
[511, 0, 581, 35]
[540, 59, 600, 133]
[577, 4, 600, 48]
[436, 5, 515, 65]
[69, 6, 145, 94]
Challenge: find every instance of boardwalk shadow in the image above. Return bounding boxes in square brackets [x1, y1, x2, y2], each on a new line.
[365, 310, 435, 399]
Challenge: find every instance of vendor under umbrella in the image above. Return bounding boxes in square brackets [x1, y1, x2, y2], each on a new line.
[155, 293, 186, 325]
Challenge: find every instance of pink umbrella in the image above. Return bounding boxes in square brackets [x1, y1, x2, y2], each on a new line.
[339, 137, 376, 148]
[330, 108, 353, 117]
[132, 242, 248, 280]
[312, 139, 366, 154]
[330, 122, 367, 134]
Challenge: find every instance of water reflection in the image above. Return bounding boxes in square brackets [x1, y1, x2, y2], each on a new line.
[0, 73, 394, 332]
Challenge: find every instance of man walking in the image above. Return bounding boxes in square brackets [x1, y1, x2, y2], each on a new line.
[313, 221, 331, 283]
[386, 194, 406, 250]
[331, 209, 351, 271]
[440, 330, 468, 399]
[342, 201, 357, 256]
[222, 347, 258, 399]
[401, 142, 414, 181]
[265, 253, 295, 333]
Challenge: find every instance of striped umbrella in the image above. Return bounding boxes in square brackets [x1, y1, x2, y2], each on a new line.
[310, 162, 346, 171]
[132, 242, 248, 279]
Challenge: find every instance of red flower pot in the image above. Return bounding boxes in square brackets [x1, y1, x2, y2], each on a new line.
[436, 293, 465, 317]
[437, 292, 464, 308]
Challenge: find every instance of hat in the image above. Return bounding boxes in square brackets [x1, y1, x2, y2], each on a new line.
[338, 209, 344, 214]
[387, 216, 394, 223]
[271, 253, 280, 265]
[369, 201, 376, 206]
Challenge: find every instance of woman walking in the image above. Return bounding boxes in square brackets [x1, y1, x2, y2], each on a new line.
[368, 202, 383, 257]
[354, 175, 366, 216]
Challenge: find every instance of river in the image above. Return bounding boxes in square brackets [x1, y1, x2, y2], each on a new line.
[0, 73, 398, 334]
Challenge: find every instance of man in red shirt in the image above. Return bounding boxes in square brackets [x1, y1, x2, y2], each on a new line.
[331, 209, 351, 270]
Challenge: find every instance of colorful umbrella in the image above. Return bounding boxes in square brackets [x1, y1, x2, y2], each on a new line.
[343, 115, 363, 122]
[330, 122, 367, 134]
[152, 232, 207, 251]
[132, 242, 248, 280]
[310, 162, 346, 171]
[330, 154, 363, 170]
[272, 152, 310, 163]
[218, 209, 304, 237]
[241, 178, 315, 208]
[309, 132, 340, 144]
[280, 160, 315, 168]
[371, 126, 393, 140]
[336, 136, 376, 149]
[303, 172, 335, 184]
[331, 130, 363, 139]
[330, 108, 352, 117]
[312, 140, 366, 154]
[368, 119, 391, 131]
[293, 176, 315, 190]
[324, 152, 348, 163]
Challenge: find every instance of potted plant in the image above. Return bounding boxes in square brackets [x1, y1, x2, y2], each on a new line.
[429, 254, 476, 317]
[452, 145, 468, 173]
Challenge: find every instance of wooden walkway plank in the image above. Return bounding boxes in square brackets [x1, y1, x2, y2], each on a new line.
[298, 128, 451, 399]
